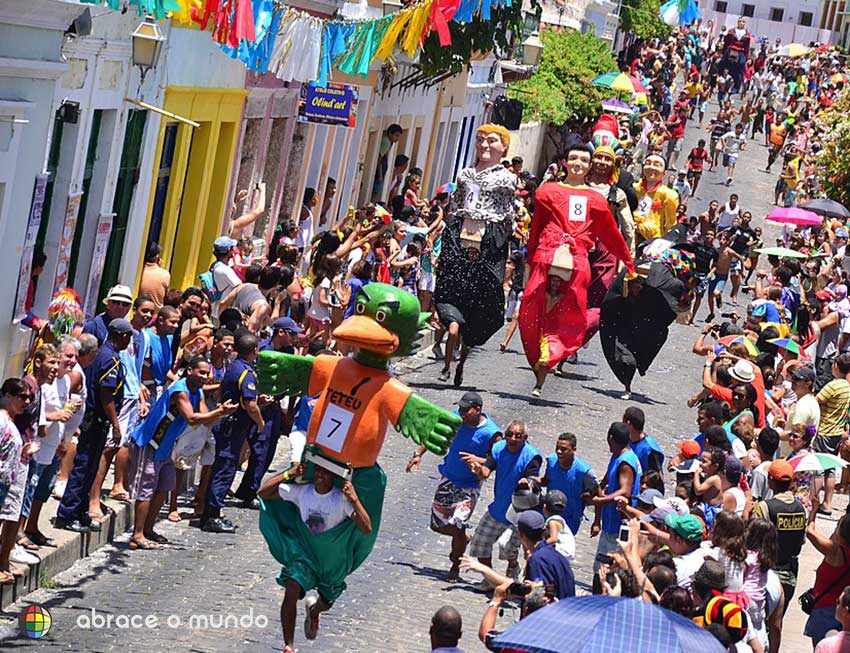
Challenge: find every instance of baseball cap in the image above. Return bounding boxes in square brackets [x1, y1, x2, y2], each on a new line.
[272, 317, 303, 334]
[213, 236, 238, 253]
[107, 318, 133, 335]
[104, 284, 133, 304]
[664, 513, 704, 542]
[641, 505, 675, 525]
[673, 459, 701, 475]
[678, 168, 687, 175]
[457, 391, 483, 409]
[516, 510, 545, 535]
[544, 490, 567, 514]
[836, 228, 849, 238]
[768, 459, 794, 481]
[725, 455, 744, 477]
[789, 366, 816, 382]
[677, 440, 701, 459]
[635, 488, 664, 507]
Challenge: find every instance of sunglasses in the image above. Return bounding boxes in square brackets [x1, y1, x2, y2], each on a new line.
[733, 392, 747, 399]
[16, 394, 34, 401]
[505, 431, 526, 439]
[109, 300, 131, 307]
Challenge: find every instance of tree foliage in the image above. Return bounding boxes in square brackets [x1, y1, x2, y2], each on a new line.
[506, 28, 617, 124]
[620, 0, 673, 41]
[816, 89, 850, 206]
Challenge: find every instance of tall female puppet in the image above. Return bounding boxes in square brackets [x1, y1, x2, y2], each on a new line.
[434, 124, 517, 387]
[518, 143, 635, 397]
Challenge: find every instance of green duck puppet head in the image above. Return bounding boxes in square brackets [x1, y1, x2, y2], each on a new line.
[332, 283, 428, 366]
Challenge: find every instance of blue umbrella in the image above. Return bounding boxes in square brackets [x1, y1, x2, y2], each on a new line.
[490, 596, 726, 653]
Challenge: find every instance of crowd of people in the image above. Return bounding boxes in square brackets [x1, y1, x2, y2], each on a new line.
[1, 14, 850, 653]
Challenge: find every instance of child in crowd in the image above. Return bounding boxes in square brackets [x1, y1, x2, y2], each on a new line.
[742, 518, 778, 648]
[693, 447, 724, 527]
[542, 490, 576, 562]
[707, 510, 749, 606]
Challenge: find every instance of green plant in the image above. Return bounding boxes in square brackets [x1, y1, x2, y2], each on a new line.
[620, 0, 673, 41]
[506, 28, 617, 124]
[816, 88, 850, 206]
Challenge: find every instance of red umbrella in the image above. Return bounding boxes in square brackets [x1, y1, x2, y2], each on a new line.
[765, 207, 822, 227]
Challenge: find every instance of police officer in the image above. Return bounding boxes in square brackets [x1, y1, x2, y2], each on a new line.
[55, 318, 132, 532]
[233, 318, 301, 508]
[202, 332, 268, 533]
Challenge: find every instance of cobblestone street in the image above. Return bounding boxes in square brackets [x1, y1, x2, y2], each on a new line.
[0, 107, 839, 653]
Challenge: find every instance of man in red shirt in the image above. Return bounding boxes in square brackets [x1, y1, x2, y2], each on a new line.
[665, 109, 687, 170]
[687, 138, 709, 195]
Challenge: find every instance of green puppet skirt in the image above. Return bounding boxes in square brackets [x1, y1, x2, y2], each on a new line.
[258, 463, 386, 603]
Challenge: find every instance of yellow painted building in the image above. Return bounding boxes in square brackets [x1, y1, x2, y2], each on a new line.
[135, 86, 245, 290]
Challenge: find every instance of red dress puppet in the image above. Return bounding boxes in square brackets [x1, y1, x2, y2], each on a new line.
[519, 184, 635, 370]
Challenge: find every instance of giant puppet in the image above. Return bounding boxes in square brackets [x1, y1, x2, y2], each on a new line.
[633, 154, 679, 243]
[720, 17, 752, 93]
[434, 124, 517, 387]
[256, 283, 460, 615]
[518, 142, 635, 397]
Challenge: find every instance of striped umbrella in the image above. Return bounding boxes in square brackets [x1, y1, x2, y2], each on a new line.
[768, 338, 802, 356]
[592, 72, 649, 94]
[436, 182, 457, 194]
[718, 334, 760, 357]
[789, 452, 848, 473]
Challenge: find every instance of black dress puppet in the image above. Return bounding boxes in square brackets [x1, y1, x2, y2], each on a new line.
[600, 238, 698, 400]
[434, 123, 516, 387]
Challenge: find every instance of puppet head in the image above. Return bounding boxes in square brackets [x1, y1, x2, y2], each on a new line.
[475, 124, 510, 163]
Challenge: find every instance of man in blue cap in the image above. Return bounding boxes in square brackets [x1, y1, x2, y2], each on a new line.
[56, 318, 132, 532]
[233, 318, 304, 508]
[209, 236, 241, 314]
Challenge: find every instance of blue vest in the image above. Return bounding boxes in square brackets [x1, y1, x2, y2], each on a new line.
[488, 440, 542, 524]
[544, 454, 592, 535]
[133, 379, 202, 461]
[439, 413, 501, 489]
[630, 435, 664, 475]
[601, 449, 642, 535]
[143, 329, 173, 385]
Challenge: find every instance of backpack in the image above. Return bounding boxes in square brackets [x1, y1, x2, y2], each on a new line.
[198, 261, 224, 302]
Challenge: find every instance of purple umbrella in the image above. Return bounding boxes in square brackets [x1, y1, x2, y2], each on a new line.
[601, 98, 633, 114]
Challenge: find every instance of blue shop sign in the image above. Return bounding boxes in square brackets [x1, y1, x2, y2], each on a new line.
[298, 82, 358, 128]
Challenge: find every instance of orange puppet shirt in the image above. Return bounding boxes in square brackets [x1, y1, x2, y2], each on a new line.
[306, 355, 413, 468]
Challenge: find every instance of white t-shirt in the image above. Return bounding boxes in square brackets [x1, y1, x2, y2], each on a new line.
[36, 375, 70, 464]
[784, 393, 821, 456]
[278, 482, 354, 535]
[65, 363, 86, 436]
[674, 546, 710, 590]
[212, 261, 241, 300]
[296, 208, 314, 249]
[307, 277, 332, 322]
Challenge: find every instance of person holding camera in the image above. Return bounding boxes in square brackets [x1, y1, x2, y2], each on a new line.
[588, 422, 642, 573]
[473, 511, 572, 650]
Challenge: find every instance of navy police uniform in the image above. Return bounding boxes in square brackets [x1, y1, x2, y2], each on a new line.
[56, 341, 125, 525]
[233, 339, 288, 502]
[203, 356, 258, 522]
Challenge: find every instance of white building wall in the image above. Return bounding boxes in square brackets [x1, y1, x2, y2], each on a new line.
[0, 0, 87, 378]
[701, 0, 834, 43]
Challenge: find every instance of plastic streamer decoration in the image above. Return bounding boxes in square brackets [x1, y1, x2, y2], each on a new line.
[76, 0, 513, 84]
[47, 288, 85, 339]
